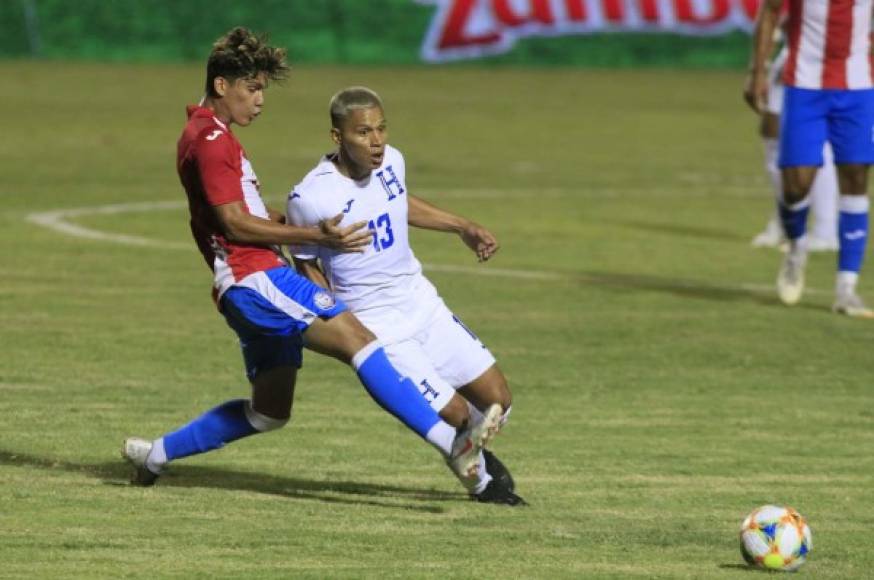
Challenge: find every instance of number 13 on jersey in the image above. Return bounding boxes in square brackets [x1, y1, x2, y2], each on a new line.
[368, 212, 394, 252]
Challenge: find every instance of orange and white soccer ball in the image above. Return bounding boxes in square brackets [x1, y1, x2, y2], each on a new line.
[739, 505, 812, 571]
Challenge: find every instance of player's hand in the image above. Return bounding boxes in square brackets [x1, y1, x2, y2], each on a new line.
[743, 69, 768, 114]
[318, 214, 372, 253]
[460, 222, 499, 262]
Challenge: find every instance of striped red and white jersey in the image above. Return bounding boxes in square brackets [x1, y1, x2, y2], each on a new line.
[177, 105, 284, 300]
[783, 0, 874, 89]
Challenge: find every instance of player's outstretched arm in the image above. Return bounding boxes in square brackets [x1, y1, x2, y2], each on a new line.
[744, 0, 782, 113]
[408, 195, 499, 262]
[213, 201, 371, 252]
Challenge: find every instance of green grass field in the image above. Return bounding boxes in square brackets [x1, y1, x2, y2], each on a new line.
[2, 61, 873, 578]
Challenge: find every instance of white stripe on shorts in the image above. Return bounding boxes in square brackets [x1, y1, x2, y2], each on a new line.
[236, 270, 318, 326]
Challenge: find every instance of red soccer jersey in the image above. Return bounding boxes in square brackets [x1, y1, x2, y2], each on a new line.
[783, 0, 874, 89]
[177, 105, 284, 299]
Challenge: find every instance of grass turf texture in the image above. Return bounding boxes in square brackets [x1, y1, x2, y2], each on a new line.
[2, 61, 874, 578]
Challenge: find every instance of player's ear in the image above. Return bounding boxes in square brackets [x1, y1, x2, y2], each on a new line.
[330, 127, 342, 145]
[214, 76, 228, 97]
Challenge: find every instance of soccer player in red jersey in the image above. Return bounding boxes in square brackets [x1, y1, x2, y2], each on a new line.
[746, 0, 874, 317]
[122, 28, 502, 486]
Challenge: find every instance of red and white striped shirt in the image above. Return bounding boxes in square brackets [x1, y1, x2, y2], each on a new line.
[177, 105, 284, 300]
[783, 0, 874, 89]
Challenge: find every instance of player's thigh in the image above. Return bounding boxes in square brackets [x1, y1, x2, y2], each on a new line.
[304, 312, 376, 364]
[828, 89, 874, 174]
[420, 305, 497, 393]
[780, 87, 829, 172]
[382, 339, 456, 414]
[221, 267, 345, 379]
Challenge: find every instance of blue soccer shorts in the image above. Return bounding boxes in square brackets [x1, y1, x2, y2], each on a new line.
[780, 86, 874, 168]
[220, 266, 347, 380]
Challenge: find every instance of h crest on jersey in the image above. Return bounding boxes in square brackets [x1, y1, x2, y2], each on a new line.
[376, 165, 405, 200]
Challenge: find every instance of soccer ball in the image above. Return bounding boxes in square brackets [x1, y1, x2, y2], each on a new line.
[739, 505, 812, 571]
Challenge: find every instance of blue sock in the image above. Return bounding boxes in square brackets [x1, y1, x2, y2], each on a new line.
[162, 399, 258, 462]
[838, 195, 869, 273]
[778, 197, 810, 240]
[353, 342, 441, 440]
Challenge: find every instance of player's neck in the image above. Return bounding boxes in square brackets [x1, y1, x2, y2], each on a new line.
[334, 149, 371, 181]
[200, 95, 233, 127]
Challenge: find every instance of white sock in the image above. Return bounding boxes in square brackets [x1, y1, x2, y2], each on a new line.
[837, 271, 859, 294]
[425, 421, 455, 456]
[466, 401, 484, 424]
[472, 453, 493, 495]
[809, 144, 838, 242]
[789, 235, 808, 259]
[147, 438, 167, 473]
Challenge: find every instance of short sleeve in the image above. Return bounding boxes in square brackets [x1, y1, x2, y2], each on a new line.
[287, 189, 321, 260]
[195, 131, 243, 206]
[393, 147, 406, 185]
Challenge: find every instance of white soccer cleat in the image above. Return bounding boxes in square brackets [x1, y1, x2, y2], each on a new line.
[806, 236, 839, 252]
[121, 437, 160, 486]
[448, 404, 503, 481]
[751, 228, 784, 249]
[832, 291, 874, 319]
[776, 253, 806, 305]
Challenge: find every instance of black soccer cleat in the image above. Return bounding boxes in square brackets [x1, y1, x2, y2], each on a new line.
[482, 449, 514, 492]
[472, 477, 528, 506]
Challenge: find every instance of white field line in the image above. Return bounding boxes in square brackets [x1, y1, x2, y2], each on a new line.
[23, 200, 827, 295]
[25, 200, 190, 250]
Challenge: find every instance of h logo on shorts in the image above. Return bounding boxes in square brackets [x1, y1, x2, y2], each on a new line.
[377, 165, 405, 201]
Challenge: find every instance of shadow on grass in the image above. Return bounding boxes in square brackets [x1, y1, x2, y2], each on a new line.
[717, 563, 774, 574]
[619, 220, 748, 243]
[576, 270, 778, 306]
[0, 448, 456, 513]
[576, 269, 835, 315]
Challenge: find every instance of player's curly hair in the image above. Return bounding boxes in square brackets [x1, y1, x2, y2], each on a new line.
[205, 27, 289, 97]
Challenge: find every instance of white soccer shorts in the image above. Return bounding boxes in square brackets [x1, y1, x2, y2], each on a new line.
[382, 302, 496, 413]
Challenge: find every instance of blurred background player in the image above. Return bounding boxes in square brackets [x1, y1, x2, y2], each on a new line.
[122, 28, 502, 487]
[287, 87, 524, 506]
[745, 0, 874, 317]
[751, 41, 838, 252]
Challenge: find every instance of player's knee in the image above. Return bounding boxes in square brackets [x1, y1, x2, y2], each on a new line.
[245, 401, 290, 432]
[837, 165, 868, 193]
[499, 388, 512, 412]
[760, 113, 779, 139]
[488, 370, 512, 410]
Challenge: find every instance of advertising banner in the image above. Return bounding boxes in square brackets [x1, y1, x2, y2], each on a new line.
[420, 0, 759, 62]
[0, 0, 761, 67]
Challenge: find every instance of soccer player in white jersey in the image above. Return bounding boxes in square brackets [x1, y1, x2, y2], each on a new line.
[121, 29, 501, 489]
[287, 87, 525, 505]
[746, 0, 874, 317]
[752, 44, 838, 251]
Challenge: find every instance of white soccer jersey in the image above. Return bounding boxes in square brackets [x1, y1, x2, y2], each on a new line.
[288, 145, 437, 342]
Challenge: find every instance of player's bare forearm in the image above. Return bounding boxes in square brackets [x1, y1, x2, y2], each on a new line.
[293, 257, 330, 289]
[744, 0, 781, 112]
[213, 201, 371, 251]
[407, 195, 467, 233]
[408, 195, 500, 261]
